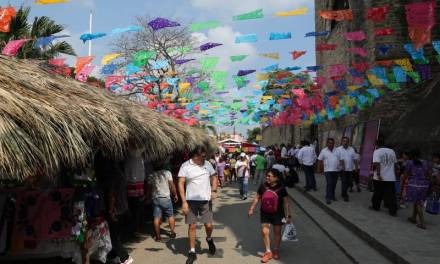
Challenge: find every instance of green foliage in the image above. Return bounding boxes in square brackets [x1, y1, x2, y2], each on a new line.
[247, 127, 261, 142]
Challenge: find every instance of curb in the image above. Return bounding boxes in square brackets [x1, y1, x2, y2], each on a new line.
[291, 186, 410, 264]
[287, 190, 358, 264]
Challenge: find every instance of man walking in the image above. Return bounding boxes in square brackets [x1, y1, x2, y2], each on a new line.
[337, 137, 358, 202]
[318, 138, 341, 205]
[236, 152, 250, 200]
[297, 140, 317, 191]
[253, 151, 267, 185]
[178, 146, 218, 264]
[370, 139, 398, 216]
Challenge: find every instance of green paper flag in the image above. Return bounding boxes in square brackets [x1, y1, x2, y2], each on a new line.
[407, 71, 420, 83]
[230, 55, 248, 62]
[211, 71, 228, 90]
[190, 21, 221, 32]
[201, 57, 220, 71]
[133, 50, 156, 66]
[233, 9, 264, 21]
[167, 46, 192, 54]
[198, 81, 209, 91]
[233, 75, 248, 89]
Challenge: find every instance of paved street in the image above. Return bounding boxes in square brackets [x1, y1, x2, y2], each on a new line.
[127, 184, 352, 264]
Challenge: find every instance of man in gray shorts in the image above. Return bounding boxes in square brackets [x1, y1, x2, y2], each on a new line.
[178, 146, 218, 264]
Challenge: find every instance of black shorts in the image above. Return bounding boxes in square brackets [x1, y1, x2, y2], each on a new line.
[260, 212, 284, 225]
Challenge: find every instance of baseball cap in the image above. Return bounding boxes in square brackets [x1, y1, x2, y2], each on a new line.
[240, 152, 246, 157]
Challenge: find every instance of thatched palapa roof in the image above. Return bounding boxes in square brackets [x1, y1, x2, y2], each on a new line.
[0, 56, 213, 180]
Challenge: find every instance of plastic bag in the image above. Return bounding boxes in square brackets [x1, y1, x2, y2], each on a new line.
[425, 193, 440, 215]
[282, 223, 298, 242]
[86, 220, 112, 263]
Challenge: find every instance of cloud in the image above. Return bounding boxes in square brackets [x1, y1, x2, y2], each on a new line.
[192, 26, 257, 71]
[190, 0, 311, 15]
[77, 0, 95, 9]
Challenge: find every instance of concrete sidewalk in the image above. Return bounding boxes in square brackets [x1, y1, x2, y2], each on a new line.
[288, 172, 440, 264]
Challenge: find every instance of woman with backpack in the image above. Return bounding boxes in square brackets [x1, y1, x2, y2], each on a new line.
[248, 169, 292, 263]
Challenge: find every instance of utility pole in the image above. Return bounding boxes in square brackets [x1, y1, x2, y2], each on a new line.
[88, 10, 93, 56]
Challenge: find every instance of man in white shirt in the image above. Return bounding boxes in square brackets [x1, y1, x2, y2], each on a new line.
[370, 139, 398, 216]
[297, 140, 317, 191]
[178, 146, 218, 264]
[318, 138, 341, 204]
[337, 137, 358, 202]
[236, 153, 250, 200]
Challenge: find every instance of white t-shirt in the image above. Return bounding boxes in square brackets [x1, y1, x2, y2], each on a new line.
[148, 170, 172, 198]
[373, 148, 397, 181]
[318, 147, 341, 172]
[287, 148, 296, 157]
[178, 159, 216, 201]
[272, 163, 290, 174]
[297, 146, 317, 166]
[337, 146, 357, 171]
[281, 147, 288, 158]
[235, 160, 250, 177]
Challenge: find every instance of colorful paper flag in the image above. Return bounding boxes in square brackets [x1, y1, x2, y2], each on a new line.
[190, 21, 221, 32]
[233, 9, 264, 21]
[374, 28, 393, 37]
[80, 33, 106, 43]
[101, 53, 121, 65]
[148, 18, 180, 31]
[275, 7, 308, 17]
[111, 25, 142, 35]
[35, 0, 69, 4]
[260, 52, 279, 60]
[347, 47, 368, 57]
[0, 7, 16, 33]
[291, 51, 306, 60]
[305, 31, 330, 37]
[2, 39, 30, 56]
[366, 6, 389, 22]
[316, 43, 337, 51]
[237, 70, 256, 76]
[344, 31, 366, 41]
[200, 42, 223, 51]
[235, 34, 258, 43]
[200, 57, 220, 71]
[48, 58, 65, 66]
[319, 9, 353, 21]
[376, 44, 393, 56]
[230, 55, 248, 62]
[269, 32, 291, 40]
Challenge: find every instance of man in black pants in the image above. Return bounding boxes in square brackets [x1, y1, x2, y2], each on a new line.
[370, 139, 398, 216]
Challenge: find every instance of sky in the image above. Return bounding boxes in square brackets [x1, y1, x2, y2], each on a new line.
[2, 0, 316, 136]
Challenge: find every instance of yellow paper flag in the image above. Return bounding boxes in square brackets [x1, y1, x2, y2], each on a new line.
[256, 73, 269, 81]
[178, 82, 191, 94]
[35, 0, 69, 4]
[394, 58, 413, 72]
[259, 52, 280, 60]
[275, 7, 308, 17]
[367, 74, 384, 86]
[101, 53, 121, 65]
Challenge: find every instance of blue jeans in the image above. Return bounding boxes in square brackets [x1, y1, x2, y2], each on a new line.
[239, 177, 249, 197]
[325, 172, 339, 201]
[153, 197, 174, 219]
[303, 165, 316, 190]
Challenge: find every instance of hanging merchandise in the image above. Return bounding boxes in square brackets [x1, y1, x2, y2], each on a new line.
[405, 1, 436, 48]
[235, 34, 258, 43]
[80, 33, 106, 43]
[319, 9, 353, 21]
[344, 31, 367, 41]
[366, 5, 389, 22]
[374, 28, 393, 37]
[101, 53, 121, 65]
[347, 47, 368, 57]
[269, 32, 292, 40]
[148, 17, 180, 31]
[1, 39, 29, 56]
[200, 42, 223, 51]
[316, 43, 337, 51]
[233, 9, 264, 21]
[328, 64, 348, 77]
[0, 6, 16, 32]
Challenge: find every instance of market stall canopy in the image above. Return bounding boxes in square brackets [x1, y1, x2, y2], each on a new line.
[0, 56, 212, 180]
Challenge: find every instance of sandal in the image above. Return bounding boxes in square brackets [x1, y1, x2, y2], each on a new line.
[416, 224, 427, 230]
[407, 217, 417, 224]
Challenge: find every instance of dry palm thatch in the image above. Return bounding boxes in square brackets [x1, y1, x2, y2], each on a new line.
[0, 56, 209, 180]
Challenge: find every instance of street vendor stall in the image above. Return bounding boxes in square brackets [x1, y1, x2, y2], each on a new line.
[0, 56, 214, 263]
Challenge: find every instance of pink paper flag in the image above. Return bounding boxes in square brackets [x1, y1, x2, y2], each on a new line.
[328, 64, 348, 77]
[315, 76, 327, 86]
[2, 39, 29, 56]
[48, 58, 66, 66]
[75, 64, 95, 82]
[344, 31, 366, 41]
[105, 75, 124, 88]
[347, 47, 368, 57]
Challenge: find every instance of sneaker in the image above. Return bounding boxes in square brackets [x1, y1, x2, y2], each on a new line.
[121, 256, 134, 264]
[186, 252, 197, 264]
[261, 251, 273, 263]
[206, 237, 216, 255]
[326, 200, 331, 205]
[273, 249, 280, 260]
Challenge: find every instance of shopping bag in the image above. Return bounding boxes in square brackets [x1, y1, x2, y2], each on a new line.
[425, 193, 440, 215]
[282, 223, 298, 242]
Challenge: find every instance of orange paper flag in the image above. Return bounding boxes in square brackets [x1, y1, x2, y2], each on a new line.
[291, 51, 306, 60]
[75, 56, 95, 74]
[319, 9, 353, 21]
[0, 7, 16, 33]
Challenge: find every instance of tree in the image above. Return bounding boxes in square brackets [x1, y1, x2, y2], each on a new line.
[247, 127, 261, 142]
[111, 16, 205, 101]
[0, 6, 75, 59]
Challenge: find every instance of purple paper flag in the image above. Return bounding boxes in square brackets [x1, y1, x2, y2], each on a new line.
[415, 64, 431, 81]
[148, 17, 180, 31]
[200, 42, 223, 51]
[237, 70, 256, 76]
[175, 58, 195, 65]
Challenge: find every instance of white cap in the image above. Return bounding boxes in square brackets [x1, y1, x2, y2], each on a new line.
[240, 152, 246, 157]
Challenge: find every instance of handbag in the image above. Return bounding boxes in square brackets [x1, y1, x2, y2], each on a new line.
[282, 222, 298, 242]
[425, 192, 440, 215]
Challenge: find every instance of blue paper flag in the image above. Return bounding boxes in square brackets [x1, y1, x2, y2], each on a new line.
[403, 43, 426, 61]
[307, 66, 322, 71]
[367, 88, 380, 98]
[80, 33, 106, 43]
[126, 63, 141, 75]
[305, 31, 330, 37]
[269, 32, 292, 40]
[285, 66, 301, 71]
[349, 68, 363, 77]
[392, 66, 407, 83]
[376, 44, 393, 56]
[111, 25, 142, 35]
[262, 64, 279, 72]
[370, 67, 388, 84]
[166, 78, 179, 85]
[235, 34, 258, 43]
[334, 79, 347, 91]
[34, 34, 69, 48]
[151, 60, 169, 70]
[433, 41, 440, 54]
[101, 63, 118, 75]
